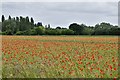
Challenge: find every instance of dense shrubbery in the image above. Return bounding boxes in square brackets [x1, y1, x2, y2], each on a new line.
[0, 15, 120, 35]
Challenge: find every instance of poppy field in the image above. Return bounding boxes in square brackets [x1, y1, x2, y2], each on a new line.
[1, 36, 119, 78]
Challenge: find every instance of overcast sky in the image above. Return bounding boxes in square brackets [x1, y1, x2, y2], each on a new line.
[1, 1, 119, 28]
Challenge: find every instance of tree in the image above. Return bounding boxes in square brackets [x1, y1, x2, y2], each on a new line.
[94, 22, 112, 35]
[45, 29, 61, 35]
[19, 16, 26, 31]
[1, 15, 119, 35]
[109, 26, 120, 35]
[45, 25, 47, 29]
[82, 27, 94, 35]
[26, 16, 32, 30]
[2, 15, 5, 22]
[3, 19, 16, 35]
[1, 15, 5, 32]
[30, 17, 34, 24]
[19, 16, 30, 31]
[56, 26, 61, 29]
[26, 16, 29, 23]
[37, 22, 42, 27]
[34, 26, 45, 35]
[16, 17, 19, 21]
[8, 15, 11, 20]
[30, 17, 35, 29]
[69, 23, 84, 35]
[48, 24, 50, 29]
[15, 17, 20, 32]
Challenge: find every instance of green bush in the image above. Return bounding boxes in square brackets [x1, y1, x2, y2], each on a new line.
[15, 31, 24, 35]
[0, 32, 7, 35]
[61, 29, 74, 35]
[45, 29, 62, 35]
[34, 26, 45, 35]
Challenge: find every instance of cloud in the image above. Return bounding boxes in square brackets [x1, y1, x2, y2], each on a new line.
[1, 0, 119, 2]
[1, 2, 118, 28]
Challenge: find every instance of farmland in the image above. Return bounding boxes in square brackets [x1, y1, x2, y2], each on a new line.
[1, 36, 119, 78]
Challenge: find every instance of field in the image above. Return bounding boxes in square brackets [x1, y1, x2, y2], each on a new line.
[1, 36, 119, 78]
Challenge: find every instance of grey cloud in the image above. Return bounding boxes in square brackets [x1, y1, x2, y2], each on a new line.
[2, 2, 118, 28]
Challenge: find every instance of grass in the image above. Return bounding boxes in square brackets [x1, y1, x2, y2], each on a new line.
[2, 35, 119, 78]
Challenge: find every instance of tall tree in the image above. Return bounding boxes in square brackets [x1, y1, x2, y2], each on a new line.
[30, 17, 34, 24]
[8, 15, 11, 20]
[15, 17, 20, 32]
[26, 16, 31, 30]
[16, 17, 19, 21]
[1, 15, 5, 32]
[48, 24, 50, 29]
[2, 15, 5, 22]
[19, 16, 25, 31]
[30, 17, 34, 29]
[26, 16, 29, 23]
[20, 16, 23, 21]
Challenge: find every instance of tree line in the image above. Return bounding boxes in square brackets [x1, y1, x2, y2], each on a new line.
[0, 15, 120, 35]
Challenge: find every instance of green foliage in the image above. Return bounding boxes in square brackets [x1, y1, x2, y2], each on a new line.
[93, 22, 119, 35]
[109, 27, 120, 35]
[1, 15, 120, 35]
[16, 30, 35, 35]
[82, 27, 94, 35]
[15, 31, 24, 35]
[0, 32, 6, 35]
[61, 29, 74, 35]
[69, 23, 84, 35]
[0, 22, 2, 31]
[45, 29, 61, 35]
[2, 19, 16, 34]
[34, 26, 45, 35]
[29, 29, 37, 35]
[1, 16, 35, 35]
